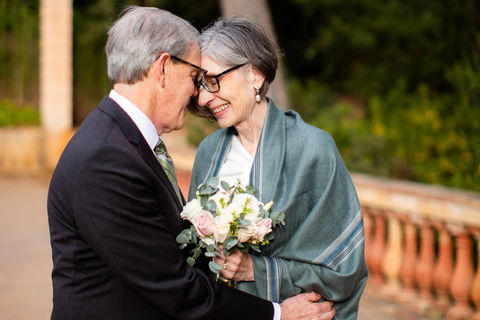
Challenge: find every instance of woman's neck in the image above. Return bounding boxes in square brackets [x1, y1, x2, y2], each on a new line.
[234, 100, 269, 157]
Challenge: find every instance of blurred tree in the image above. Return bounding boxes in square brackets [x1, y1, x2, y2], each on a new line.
[72, 0, 220, 124]
[220, 0, 290, 110]
[269, 0, 479, 99]
[0, 0, 39, 108]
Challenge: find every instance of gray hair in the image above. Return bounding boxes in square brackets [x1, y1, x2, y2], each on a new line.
[106, 6, 199, 84]
[198, 17, 281, 95]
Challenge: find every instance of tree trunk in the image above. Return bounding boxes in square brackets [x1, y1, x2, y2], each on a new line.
[219, 0, 290, 111]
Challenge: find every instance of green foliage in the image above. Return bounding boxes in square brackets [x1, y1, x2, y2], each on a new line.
[72, 0, 220, 124]
[274, 0, 480, 191]
[299, 60, 480, 191]
[0, 0, 39, 107]
[0, 100, 40, 126]
[271, 0, 477, 97]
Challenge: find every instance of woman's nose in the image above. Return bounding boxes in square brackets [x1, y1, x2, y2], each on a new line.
[198, 87, 214, 107]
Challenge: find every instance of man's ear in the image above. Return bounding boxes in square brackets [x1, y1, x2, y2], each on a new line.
[155, 53, 170, 88]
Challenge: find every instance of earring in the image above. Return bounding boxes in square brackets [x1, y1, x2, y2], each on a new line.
[255, 87, 261, 103]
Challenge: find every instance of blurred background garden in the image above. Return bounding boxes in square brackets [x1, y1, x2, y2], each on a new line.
[1, 0, 479, 191]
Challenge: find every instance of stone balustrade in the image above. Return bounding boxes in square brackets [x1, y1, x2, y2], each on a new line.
[352, 173, 480, 319]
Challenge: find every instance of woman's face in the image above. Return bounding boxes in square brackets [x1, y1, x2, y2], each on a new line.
[198, 56, 258, 129]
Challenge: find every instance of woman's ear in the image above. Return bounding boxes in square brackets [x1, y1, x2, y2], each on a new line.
[249, 65, 266, 89]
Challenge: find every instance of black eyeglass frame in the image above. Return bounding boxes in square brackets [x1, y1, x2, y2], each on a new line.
[170, 56, 207, 87]
[199, 63, 247, 93]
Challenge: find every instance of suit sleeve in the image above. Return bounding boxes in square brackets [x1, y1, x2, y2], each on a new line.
[73, 143, 274, 320]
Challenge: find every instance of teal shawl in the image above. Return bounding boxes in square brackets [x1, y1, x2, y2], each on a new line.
[188, 99, 368, 320]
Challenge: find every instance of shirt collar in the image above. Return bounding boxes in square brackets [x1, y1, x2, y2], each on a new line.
[109, 89, 159, 152]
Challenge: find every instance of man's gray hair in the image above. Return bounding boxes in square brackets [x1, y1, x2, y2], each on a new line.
[198, 17, 281, 95]
[106, 6, 199, 84]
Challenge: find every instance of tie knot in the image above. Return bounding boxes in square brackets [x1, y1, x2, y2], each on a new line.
[155, 139, 167, 154]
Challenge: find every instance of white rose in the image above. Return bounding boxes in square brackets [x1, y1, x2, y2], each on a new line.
[202, 236, 215, 246]
[215, 212, 234, 225]
[209, 193, 230, 210]
[214, 222, 231, 244]
[180, 199, 203, 221]
[232, 194, 260, 218]
[221, 202, 242, 220]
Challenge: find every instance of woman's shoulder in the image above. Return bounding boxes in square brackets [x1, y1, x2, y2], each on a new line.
[199, 129, 228, 148]
[197, 127, 230, 151]
[283, 109, 336, 148]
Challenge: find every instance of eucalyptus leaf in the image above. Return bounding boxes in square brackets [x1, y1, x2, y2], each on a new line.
[251, 245, 261, 253]
[193, 250, 201, 259]
[220, 180, 230, 191]
[207, 177, 219, 188]
[176, 233, 188, 244]
[224, 238, 238, 250]
[205, 251, 215, 257]
[205, 200, 217, 212]
[238, 218, 251, 228]
[187, 257, 196, 267]
[209, 261, 222, 273]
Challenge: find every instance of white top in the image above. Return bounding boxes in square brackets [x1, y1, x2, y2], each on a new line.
[218, 135, 254, 189]
[218, 135, 282, 320]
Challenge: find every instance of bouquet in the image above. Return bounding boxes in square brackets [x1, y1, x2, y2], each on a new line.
[176, 177, 285, 274]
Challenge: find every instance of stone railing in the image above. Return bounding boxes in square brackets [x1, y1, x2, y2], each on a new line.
[0, 127, 74, 176]
[352, 173, 480, 320]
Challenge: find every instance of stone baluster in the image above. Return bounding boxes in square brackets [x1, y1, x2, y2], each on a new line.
[398, 215, 418, 303]
[415, 218, 435, 313]
[362, 207, 374, 275]
[432, 222, 454, 314]
[368, 209, 386, 286]
[446, 225, 474, 320]
[470, 227, 480, 320]
[381, 211, 403, 298]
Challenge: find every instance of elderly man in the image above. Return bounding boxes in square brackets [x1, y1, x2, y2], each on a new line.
[47, 6, 335, 320]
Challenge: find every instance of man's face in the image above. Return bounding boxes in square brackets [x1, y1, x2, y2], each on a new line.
[155, 44, 202, 134]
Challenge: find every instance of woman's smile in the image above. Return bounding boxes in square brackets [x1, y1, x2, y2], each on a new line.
[212, 103, 230, 114]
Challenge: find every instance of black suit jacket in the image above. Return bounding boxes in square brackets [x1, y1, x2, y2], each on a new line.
[47, 96, 274, 320]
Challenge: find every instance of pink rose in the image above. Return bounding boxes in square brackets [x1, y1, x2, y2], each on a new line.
[191, 211, 216, 237]
[256, 218, 272, 241]
[237, 222, 258, 243]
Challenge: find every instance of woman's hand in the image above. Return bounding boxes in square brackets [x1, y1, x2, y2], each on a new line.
[214, 248, 255, 282]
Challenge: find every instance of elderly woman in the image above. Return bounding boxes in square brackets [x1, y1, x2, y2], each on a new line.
[188, 17, 368, 319]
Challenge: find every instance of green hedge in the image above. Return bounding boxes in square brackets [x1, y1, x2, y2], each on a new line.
[294, 59, 480, 192]
[0, 100, 40, 126]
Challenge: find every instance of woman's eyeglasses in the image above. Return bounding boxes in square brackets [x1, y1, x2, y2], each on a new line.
[197, 64, 247, 93]
[170, 55, 246, 93]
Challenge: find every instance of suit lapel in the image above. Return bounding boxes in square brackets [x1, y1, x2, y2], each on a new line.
[97, 96, 184, 211]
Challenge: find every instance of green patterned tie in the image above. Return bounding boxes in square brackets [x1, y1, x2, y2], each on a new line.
[154, 139, 182, 204]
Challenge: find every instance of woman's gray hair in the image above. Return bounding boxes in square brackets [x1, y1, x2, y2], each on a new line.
[189, 17, 281, 121]
[106, 6, 199, 84]
[198, 16, 281, 95]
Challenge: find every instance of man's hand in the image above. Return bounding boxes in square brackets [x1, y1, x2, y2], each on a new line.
[280, 292, 335, 320]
